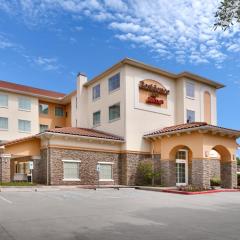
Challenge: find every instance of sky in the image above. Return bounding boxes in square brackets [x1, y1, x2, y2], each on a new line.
[0, 1, 239, 135]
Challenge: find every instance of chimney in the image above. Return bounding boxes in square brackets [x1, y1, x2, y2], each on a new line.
[77, 72, 87, 95]
[75, 72, 88, 128]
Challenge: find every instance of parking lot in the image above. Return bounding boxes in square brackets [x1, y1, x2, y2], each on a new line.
[0, 189, 240, 240]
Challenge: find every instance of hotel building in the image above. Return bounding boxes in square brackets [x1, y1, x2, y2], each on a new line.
[0, 58, 239, 188]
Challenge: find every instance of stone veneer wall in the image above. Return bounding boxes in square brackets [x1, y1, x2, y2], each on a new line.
[209, 159, 221, 179]
[221, 161, 237, 188]
[32, 149, 48, 184]
[0, 157, 11, 182]
[160, 160, 176, 187]
[120, 153, 152, 185]
[192, 159, 210, 188]
[48, 148, 120, 185]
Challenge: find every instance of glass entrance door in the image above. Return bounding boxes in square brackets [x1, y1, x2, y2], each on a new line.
[176, 150, 188, 186]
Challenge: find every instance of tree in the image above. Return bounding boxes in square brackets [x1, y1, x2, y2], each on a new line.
[237, 156, 240, 166]
[214, 0, 240, 30]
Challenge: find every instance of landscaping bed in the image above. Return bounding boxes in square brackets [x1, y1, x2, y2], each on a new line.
[0, 182, 36, 187]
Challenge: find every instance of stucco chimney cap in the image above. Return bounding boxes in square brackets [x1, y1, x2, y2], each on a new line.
[77, 72, 86, 77]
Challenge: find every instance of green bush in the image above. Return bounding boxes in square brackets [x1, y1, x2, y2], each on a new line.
[136, 161, 161, 186]
[210, 177, 221, 186]
[237, 174, 240, 186]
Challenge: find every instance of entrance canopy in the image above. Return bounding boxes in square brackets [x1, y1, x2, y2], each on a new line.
[144, 122, 240, 188]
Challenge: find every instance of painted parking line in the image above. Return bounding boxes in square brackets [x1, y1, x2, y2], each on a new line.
[0, 195, 12, 204]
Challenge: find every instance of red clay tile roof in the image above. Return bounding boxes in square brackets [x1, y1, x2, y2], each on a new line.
[45, 127, 124, 141]
[144, 122, 240, 137]
[0, 135, 38, 147]
[0, 80, 65, 99]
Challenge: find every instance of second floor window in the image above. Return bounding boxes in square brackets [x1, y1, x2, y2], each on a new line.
[92, 84, 100, 100]
[109, 73, 120, 92]
[39, 124, 48, 133]
[186, 82, 195, 98]
[109, 103, 120, 121]
[39, 103, 49, 114]
[186, 110, 195, 123]
[0, 94, 8, 108]
[55, 106, 64, 117]
[18, 119, 31, 132]
[0, 117, 8, 130]
[93, 111, 101, 126]
[19, 97, 31, 111]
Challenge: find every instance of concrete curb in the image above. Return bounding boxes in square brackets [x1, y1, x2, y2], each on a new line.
[135, 186, 240, 195]
[0, 185, 134, 192]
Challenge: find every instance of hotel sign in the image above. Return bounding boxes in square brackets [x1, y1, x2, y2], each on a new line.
[139, 80, 169, 107]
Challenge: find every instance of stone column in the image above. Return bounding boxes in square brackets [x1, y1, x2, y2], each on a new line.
[192, 159, 210, 188]
[0, 154, 11, 183]
[160, 159, 176, 187]
[221, 161, 237, 189]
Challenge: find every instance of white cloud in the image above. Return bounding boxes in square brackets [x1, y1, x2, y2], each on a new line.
[33, 56, 60, 71]
[0, 0, 239, 67]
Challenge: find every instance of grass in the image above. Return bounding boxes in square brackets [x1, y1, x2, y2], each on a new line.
[0, 182, 36, 186]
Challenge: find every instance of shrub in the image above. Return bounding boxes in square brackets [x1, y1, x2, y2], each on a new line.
[210, 177, 221, 186]
[136, 161, 161, 186]
[237, 174, 240, 186]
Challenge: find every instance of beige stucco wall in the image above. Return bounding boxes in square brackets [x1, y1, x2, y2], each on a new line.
[152, 132, 238, 161]
[4, 138, 41, 157]
[124, 65, 176, 152]
[182, 78, 217, 125]
[0, 91, 39, 141]
[74, 68, 125, 138]
[39, 101, 67, 129]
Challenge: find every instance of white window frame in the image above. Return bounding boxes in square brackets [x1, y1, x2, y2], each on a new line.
[62, 159, 81, 181]
[98, 162, 114, 181]
[39, 124, 48, 133]
[0, 117, 8, 130]
[93, 110, 101, 127]
[176, 149, 188, 186]
[92, 84, 101, 101]
[18, 97, 31, 111]
[186, 109, 195, 123]
[108, 73, 120, 93]
[18, 119, 31, 133]
[0, 94, 8, 108]
[109, 102, 120, 122]
[39, 103, 49, 115]
[186, 81, 195, 99]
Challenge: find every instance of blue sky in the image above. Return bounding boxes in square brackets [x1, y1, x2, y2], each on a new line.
[0, 1, 239, 135]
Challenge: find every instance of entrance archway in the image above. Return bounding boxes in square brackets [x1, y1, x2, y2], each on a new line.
[169, 145, 193, 187]
[211, 145, 237, 188]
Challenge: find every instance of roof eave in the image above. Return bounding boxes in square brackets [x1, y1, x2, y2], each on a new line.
[40, 131, 125, 143]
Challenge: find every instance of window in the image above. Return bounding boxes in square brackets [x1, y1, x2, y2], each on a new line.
[0, 117, 8, 130]
[186, 110, 195, 123]
[109, 103, 120, 121]
[186, 82, 195, 98]
[39, 124, 48, 133]
[99, 163, 113, 180]
[18, 97, 31, 111]
[108, 73, 120, 92]
[18, 119, 31, 132]
[92, 84, 100, 100]
[93, 111, 101, 126]
[63, 160, 80, 180]
[39, 103, 49, 114]
[55, 106, 64, 117]
[0, 94, 8, 108]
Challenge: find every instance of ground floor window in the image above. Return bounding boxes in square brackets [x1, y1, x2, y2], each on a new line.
[62, 160, 81, 181]
[98, 162, 113, 181]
